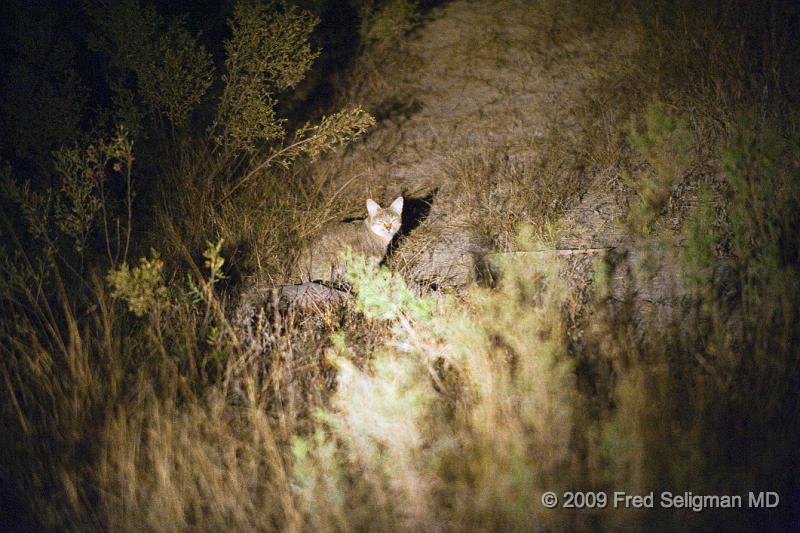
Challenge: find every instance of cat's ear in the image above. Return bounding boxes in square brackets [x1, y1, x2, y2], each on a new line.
[389, 196, 404, 215]
[366, 198, 380, 218]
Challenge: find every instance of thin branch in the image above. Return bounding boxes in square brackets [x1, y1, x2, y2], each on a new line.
[216, 135, 317, 206]
[123, 156, 133, 264]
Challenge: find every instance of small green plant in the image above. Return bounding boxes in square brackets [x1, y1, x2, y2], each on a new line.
[107, 249, 168, 317]
[626, 101, 696, 235]
[203, 325, 225, 372]
[53, 144, 103, 258]
[188, 238, 227, 305]
[345, 248, 435, 323]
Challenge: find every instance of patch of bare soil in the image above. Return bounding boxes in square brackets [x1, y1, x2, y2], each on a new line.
[289, 1, 685, 317]
[311, 5, 608, 272]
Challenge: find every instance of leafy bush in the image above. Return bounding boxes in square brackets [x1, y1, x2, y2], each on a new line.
[625, 101, 696, 236]
[106, 249, 168, 317]
[2, 126, 134, 267]
[1, 0, 798, 530]
[211, 1, 319, 154]
[86, 0, 214, 132]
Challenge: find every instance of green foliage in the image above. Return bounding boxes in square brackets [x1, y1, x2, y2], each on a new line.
[288, 107, 376, 163]
[188, 239, 227, 305]
[203, 325, 225, 372]
[626, 101, 696, 235]
[345, 248, 435, 323]
[87, 0, 214, 130]
[141, 19, 215, 127]
[212, 0, 320, 153]
[628, 101, 695, 186]
[1, 169, 55, 248]
[259, 5, 321, 91]
[722, 120, 800, 283]
[107, 249, 168, 317]
[299, 256, 444, 528]
[218, 106, 374, 203]
[294, 236, 577, 530]
[590, 111, 800, 529]
[2, 127, 134, 262]
[0, 1, 376, 530]
[202, 238, 227, 284]
[680, 186, 719, 290]
[52, 147, 104, 257]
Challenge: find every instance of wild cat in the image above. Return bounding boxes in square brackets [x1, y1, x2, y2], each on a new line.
[297, 196, 403, 286]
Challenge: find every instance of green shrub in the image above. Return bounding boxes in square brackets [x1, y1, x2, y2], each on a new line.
[106, 249, 168, 317]
[211, 1, 319, 154]
[86, 0, 214, 131]
[626, 101, 696, 236]
[2, 127, 134, 268]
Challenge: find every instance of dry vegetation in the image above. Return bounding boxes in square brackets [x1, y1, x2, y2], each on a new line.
[1, 0, 799, 531]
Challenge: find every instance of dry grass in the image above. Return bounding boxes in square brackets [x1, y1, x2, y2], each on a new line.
[2, 0, 799, 531]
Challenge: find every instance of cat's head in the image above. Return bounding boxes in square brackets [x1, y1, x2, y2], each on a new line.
[366, 196, 403, 242]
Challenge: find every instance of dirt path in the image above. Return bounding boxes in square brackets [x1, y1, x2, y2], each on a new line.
[307, 0, 683, 310]
[329, 0, 594, 192]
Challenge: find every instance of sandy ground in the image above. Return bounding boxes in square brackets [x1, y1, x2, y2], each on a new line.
[289, 0, 687, 316]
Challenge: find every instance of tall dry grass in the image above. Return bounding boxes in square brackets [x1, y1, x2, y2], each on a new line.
[1, 0, 799, 531]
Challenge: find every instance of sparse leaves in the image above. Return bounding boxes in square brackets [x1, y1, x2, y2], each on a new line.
[218, 107, 374, 203]
[87, 0, 214, 129]
[262, 6, 322, 90]
[1, 168, 54, 246]
[289, 107, 376, 164]
[3, 127, 134, 262]
[140, 19, 215, 126]
[53, 146, 103, 257]
[188, 239, 227, 304]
